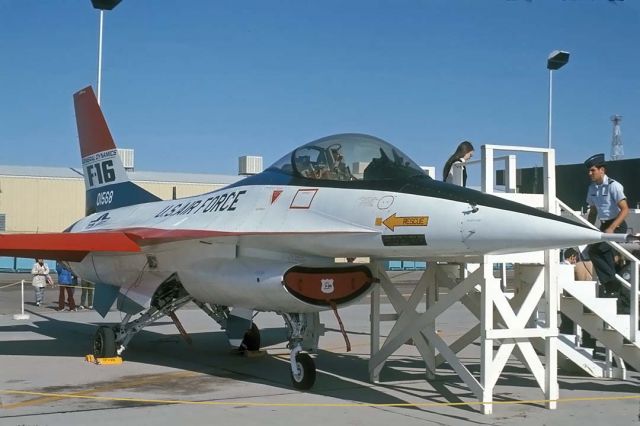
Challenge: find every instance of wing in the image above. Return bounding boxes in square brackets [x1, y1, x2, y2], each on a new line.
[0, 232, 141, 262]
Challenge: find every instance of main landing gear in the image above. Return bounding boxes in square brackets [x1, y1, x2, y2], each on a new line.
[91, 277, 193, 358]
[195, 301, 261, 352]
[91, 276, 264, 359]
[240, 322, 261, 352]
[94, 325, 117, 358]
[282, 312, 323, 390]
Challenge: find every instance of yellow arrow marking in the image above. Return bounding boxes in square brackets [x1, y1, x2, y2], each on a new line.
[379, 214, 429, 231]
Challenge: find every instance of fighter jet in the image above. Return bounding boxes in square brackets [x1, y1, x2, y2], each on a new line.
[0, 86, 636, 389]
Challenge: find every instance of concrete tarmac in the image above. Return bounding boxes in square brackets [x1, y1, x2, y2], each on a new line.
[1, 273, 639, 425]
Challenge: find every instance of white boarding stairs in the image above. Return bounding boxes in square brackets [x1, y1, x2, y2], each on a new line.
[438, 262, 640, 380]
[557, 263, 640, 378]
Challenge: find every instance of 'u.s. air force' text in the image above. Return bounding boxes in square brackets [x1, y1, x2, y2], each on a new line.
[155, 190, 247, 217]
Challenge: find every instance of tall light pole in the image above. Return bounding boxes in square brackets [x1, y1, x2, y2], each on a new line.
[546, 50, 570, 149]
[91, 0, 122, 105]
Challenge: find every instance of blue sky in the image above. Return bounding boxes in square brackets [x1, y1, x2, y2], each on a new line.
[1, 0, 638, 177]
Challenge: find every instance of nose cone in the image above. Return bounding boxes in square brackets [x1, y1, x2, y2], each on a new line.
[402, 178, 616, 257]
[460, 202, 602, 255]
[415, 179, 608, 255]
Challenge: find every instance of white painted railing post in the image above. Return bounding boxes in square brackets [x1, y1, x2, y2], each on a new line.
[480, 258, 494, 414]
[369, 263, 382, 382]
[544, 249, 559, 409]
[481, 146, 494, 194]
[505, 154, 517, 193]
[543, 148, 557, 215]
[631, 260, 638, 343]
[13, 279, 30, 320]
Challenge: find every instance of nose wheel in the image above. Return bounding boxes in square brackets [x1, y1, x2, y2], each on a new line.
[290, 347, 316, 390]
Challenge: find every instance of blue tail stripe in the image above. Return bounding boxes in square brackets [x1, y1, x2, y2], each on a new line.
[86, 182, 162, 215]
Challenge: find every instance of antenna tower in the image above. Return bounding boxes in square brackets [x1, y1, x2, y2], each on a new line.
[610, 115, 624, 160]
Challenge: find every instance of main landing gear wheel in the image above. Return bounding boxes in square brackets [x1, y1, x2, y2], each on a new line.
[93, 326, 117, 358]
[290, 352, 316, 390]
[239, 323, 261, 352]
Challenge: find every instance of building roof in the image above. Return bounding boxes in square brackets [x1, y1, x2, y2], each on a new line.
[0, 165, 84, 179]
[0, 165, 241, 185]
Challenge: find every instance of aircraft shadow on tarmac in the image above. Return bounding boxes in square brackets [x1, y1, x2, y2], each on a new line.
[1, 311, 638, 418]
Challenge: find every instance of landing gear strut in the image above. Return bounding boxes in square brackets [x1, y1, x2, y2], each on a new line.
[91, 276, 193, 358]
[282, 313, 323, 390]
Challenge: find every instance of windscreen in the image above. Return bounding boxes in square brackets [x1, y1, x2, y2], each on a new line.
[268, 134, 427, 181]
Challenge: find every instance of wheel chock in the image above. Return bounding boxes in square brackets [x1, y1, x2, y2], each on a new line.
[243, 349, 267, 358]
[85, 354, 123, 365]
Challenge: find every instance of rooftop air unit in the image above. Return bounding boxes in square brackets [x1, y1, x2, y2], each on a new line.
[238, 156, 263, 175]
[117, 148, 135, 171]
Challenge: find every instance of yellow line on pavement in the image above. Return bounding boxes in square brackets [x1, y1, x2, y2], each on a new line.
[2, 388, 639, 408]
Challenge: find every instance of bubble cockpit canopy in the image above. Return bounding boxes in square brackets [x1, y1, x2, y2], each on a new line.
[267, 134, 428, 181]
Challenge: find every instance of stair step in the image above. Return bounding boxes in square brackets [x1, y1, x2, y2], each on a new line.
[562, 297, 619, 319]
[600, 328, 623, 339]
[562, 281, 598, 298]
[620, 344, 640, 360]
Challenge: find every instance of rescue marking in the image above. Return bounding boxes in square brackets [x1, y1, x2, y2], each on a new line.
[376, 213, 429, 231]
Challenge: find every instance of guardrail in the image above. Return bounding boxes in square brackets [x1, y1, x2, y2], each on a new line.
[0, 280, 31, 320]
[462, 144, 639, 344]
[557, 198, 639, 343]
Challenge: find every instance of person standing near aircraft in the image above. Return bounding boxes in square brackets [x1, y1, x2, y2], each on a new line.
[559, 248, 578, 335]
[558, 248, 597, 347]
[31, 258, 49, 307]
[56, 262, 76, 311]
[585, 153, 629, 298]
[79, 278, 94, 310]
[443, 141, 474, 186]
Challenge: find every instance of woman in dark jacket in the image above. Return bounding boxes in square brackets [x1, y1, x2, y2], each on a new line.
[56, 262, 76, 311]
[442, 141, 474, 187]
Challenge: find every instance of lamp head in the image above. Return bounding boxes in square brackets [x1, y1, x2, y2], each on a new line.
[91, 0, 122, 10]
[547, 50, 570, 70]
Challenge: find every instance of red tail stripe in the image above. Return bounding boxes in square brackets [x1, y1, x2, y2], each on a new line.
[73, 86, 117, 158]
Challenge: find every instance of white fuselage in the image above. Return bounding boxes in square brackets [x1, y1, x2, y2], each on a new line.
[68, 183, 604, 313]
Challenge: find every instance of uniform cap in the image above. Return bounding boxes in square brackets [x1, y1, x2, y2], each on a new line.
[584, 153, 605, 168]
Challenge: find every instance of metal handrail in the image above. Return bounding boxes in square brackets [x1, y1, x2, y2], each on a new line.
[556, 198, 639, 343]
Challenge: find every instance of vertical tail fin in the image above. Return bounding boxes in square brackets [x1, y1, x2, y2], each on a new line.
[74, 86, 161, 215]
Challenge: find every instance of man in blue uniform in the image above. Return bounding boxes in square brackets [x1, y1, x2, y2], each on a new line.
[584, 153, 629, 297]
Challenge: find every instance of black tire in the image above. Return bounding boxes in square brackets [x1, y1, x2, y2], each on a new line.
[240, 323, 261, 352]
[290, 352, 316, 390]
[93, 326, 117, 358]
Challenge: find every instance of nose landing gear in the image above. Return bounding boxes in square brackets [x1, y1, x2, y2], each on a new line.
[282, 312, 323, 390]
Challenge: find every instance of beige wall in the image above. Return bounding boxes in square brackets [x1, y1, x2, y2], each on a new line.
[0, 175, 226, 233]
[0, 176, 85, 233]
[136, 181, 224, 200]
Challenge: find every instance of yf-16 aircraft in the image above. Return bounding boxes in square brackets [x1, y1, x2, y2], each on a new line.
[0, 86, 636, 389]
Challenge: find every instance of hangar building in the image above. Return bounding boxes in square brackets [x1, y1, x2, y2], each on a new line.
[0, 164, 243, 234]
